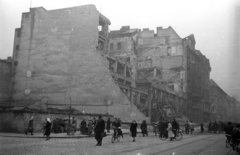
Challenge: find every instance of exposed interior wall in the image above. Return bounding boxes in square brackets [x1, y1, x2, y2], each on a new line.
[11, 5, 147, 122]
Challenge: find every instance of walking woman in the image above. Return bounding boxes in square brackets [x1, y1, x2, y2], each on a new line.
[167, 120, 174, 141]
[44, 118, 52, 140]
[130, 120, 138, 142]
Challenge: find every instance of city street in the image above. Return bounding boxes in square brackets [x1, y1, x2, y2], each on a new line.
[0, 132, 237, 155]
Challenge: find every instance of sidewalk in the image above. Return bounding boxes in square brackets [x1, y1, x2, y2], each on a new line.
[0, 129, 141, 139]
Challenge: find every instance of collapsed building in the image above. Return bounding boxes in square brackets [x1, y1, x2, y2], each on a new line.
[108, 26, 212, 122]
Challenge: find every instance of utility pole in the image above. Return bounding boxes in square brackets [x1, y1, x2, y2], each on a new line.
[67, 99, 72, 135]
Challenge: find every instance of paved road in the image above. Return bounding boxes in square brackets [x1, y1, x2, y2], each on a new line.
[0, 133, 237, 155]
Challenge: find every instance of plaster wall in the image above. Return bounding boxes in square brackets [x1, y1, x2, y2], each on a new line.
[12, 5, 146, 121]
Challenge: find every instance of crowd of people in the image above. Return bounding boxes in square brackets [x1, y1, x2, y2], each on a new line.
[24, 115, 240, 148]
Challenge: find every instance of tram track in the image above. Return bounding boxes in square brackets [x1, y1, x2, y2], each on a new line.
[114, 134, 217, 155]
[149, 134, 219, 155]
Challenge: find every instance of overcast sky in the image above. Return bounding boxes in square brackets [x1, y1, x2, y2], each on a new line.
[0, 0, 239, 98]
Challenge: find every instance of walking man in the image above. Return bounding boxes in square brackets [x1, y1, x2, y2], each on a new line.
[185, 121, 190, 134]
[94, 115, 105, 146]
[172, 119, 179, 139]
[106, 118, 111, 133]
[25, 116, 34, 135]
[189, 121, 194, 134]
[130, 120, 138, 142]
[200, 122, 204, 133]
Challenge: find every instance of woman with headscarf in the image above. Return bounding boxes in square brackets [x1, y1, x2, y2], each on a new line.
[130, 120, 138, 142]
[44, 118, 52, 140]
[167, 120, 174, 141]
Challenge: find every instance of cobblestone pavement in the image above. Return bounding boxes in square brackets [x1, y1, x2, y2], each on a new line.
[0, 133, 234, 155]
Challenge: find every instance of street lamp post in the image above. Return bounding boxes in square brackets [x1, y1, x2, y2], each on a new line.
[67, 99, 72, 135]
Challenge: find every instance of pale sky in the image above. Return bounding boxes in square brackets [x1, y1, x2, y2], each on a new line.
[0, 0, 239, 98]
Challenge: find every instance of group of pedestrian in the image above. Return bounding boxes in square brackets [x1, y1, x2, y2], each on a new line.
[208, 121, 224, 134]
[185, 121, 194, 134]
[25, 116, 52, 140]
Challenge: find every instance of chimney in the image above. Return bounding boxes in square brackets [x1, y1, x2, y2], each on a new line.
[120, 26, 130, 31]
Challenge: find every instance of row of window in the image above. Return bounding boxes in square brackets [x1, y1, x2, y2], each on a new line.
[110, 42, 121, 50]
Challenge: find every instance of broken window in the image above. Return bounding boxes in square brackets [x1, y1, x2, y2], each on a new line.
[110, 43, 114, 50]
[118, 42, 121, 50]
[24, 14, 29, 18]
[15, 45, 19, 50]
[16, 29, 21, 37]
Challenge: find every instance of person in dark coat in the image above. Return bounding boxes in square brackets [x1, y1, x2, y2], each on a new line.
[80, 119, 87, 134]
[44, 118, 52, 140]
[200, 122, 204, 133]
[106, 118, 111, 133]
[52, 118, 59, 133]
[160, 120, 168, 138]
[94, 115, 105, 146]
[130, 120, 138, 142]
[172, 119, 179, 139]
[25, 116, 34, 135]
[208, 122, 212, 132]
[141, 120, 148, 137]
[213, 121, 218, 133]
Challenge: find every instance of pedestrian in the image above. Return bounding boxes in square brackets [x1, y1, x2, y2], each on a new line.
[213, 121, 218, 133]
[160, 120, 168, 138]
[167, 121, 174, 141]
[117, 118, 124, 138]
[94, 115, 105, 146]
[106, 118, 111, 133]
[141, 120, 148, 137]
[130, 120, 138, 142]
[185, 121, 190, 134]
[44, 118, 52, 140]
[72, 117, 77, 133]
[42, 119, 47, 137]
[80, 119, 87, 134]
[52, 118, 59, 133]
[93, 117, 97, 134]
[200, 122, 204, 133]
[172, 119, 179, 139]
[189, 121, 194, 134]
[25, 116, 34, 135]
[208, 122, 212, 132]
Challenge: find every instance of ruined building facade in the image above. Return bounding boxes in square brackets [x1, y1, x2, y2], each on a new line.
[109, 26, 212, 122]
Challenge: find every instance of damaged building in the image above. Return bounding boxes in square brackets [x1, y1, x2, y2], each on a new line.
[109, 26, 212, 122]
[1, 5, 147, 132]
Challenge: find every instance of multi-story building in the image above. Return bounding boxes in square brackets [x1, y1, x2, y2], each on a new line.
[183, 35, 211, 122]
[134, 26, 211, 122]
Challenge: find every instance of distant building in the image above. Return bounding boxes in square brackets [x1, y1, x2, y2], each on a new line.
[210, 79, 240, 123]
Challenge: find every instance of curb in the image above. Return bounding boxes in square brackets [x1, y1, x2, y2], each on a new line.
[0, 132, 133, 139]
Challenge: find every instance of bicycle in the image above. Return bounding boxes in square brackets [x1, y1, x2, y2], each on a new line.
[111, 128, 121, 143]
[225, 134, 232, 148]
[159, 129, 182, 141]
